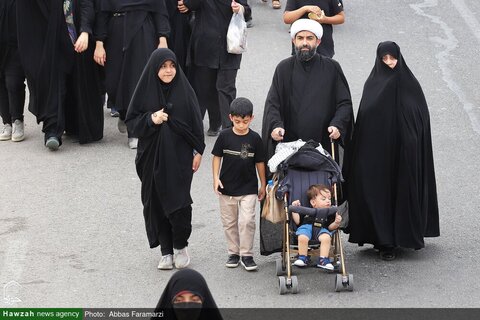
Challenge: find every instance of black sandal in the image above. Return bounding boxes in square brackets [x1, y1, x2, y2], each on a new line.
[379, 248, 396, 261]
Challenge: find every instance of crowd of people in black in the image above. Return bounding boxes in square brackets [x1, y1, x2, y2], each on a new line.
[1, 0, 440, 311]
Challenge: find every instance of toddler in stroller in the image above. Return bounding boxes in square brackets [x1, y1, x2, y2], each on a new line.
[291, 184, 342, 270]
[267, 140, 353, 293]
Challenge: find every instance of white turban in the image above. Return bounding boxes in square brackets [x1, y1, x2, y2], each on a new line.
[290, 19, 323, 40]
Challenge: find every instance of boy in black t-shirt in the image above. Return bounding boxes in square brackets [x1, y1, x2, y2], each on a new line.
[212, 97, 266, 271]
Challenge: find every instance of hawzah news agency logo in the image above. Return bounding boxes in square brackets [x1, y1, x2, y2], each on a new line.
[3, 281, 22, 304]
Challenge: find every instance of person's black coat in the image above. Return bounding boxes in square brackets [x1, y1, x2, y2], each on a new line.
[16, 0, 103, 143]
[184, 0, 250, 70]
[94, 0, 170, 112]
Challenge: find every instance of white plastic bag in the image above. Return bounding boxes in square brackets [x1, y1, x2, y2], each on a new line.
[226, 11, 247, 54]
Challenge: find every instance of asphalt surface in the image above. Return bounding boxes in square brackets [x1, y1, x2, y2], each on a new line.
[1, 0, 479, 312]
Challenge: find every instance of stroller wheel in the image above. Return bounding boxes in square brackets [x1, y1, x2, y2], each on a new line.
[291, 275, 299, 294]
[276, 258, 286, 276]
[347, 274, 354, 291]
[334, 274, 354, 292]
[278, 276, 288, 295]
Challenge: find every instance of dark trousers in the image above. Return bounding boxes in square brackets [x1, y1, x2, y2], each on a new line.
[42, 69, 70, 144]
[158, 205, 192, 256]
[0, 48, 25, 124]
[192, 66, 237, 130]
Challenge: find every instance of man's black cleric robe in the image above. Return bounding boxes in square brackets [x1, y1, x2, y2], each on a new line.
[16, 0, 103, 143]
[262, 53, 353, 164]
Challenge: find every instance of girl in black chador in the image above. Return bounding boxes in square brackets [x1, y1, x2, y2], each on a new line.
[346, 41, 440, 260]
[126, 49, 204, 270]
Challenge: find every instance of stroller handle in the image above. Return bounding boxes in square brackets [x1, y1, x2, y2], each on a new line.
[288, 205, 337, 219]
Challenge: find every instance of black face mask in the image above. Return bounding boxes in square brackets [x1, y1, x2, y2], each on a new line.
[173, 302, 202, 320]
[295, 44, 316, 62]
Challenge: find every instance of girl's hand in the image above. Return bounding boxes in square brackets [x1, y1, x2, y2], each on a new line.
[151, 108, 169, 125]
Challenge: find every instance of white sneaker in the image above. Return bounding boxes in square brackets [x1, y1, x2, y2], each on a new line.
[128, 137, 138, 149]
[12, 120, 25, 142]
[174, 247, 190, 269]
[158, 254, 173, 270]
[0, 123, 12, 141]
[117, 118, 127, 133]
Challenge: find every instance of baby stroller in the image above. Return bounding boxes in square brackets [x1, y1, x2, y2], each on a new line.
[270, 140, 353, 294]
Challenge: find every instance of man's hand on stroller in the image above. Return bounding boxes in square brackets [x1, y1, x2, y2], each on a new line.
[328, 213, 342, 231]
[271, 127, 285, 141]
[213, 178, 224, 195]
[328, 126, 340, 140]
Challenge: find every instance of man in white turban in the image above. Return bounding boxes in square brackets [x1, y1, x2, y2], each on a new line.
[290, 19, 324, 62]
[260, 18, 354, 256]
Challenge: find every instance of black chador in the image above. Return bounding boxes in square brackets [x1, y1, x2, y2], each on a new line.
[95, 0, 170, 120]
[16, 0, 103, 145]
[165, 0, 193, 73]
[346, 41, 439, 250]
[125, 49, 204, 251]
[154, 269, 223, 320]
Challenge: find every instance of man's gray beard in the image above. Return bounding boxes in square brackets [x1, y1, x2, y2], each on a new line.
[295, 45, 317, 62]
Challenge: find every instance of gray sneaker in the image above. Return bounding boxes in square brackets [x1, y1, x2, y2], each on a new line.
[45, 137, 60, 151]
[117, 118, 127, 133]
[158, 254, 173, 270]
[0, 123, 12, 141]
[128, 137, 138, 149]
[174, 247, 190, 269]
[12, 120, 25, 142]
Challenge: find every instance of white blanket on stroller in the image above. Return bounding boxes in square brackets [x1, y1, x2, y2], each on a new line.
[268, 140, 328, 173]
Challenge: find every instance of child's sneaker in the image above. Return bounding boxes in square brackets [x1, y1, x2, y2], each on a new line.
[240, 256, 258, 271]
[293, 255, 309, 267]
[316, 256, 334, 271]
[226, 254, 240, 268]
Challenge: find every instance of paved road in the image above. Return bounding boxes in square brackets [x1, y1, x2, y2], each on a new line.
[1, 0, 479, 311]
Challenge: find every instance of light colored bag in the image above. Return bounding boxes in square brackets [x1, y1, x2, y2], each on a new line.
[226, 11, 247, 54]
[261, 176, 285, 224]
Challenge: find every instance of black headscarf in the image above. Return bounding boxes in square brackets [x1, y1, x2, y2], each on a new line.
[126, 49, 204, 247]
[154, 269, 223, 320]
[346, 41, 439, 249]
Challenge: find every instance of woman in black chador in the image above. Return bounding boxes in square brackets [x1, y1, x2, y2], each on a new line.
[16, 0, 104, 150]
[126, 48, 204, 270]
[153, 269, 223, 320]
[346, 41, 439, 260]
[94, 0, 170, 149]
